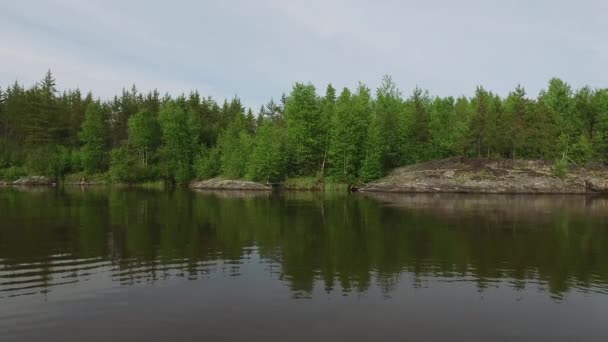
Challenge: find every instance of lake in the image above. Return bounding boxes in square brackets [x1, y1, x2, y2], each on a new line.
[1, 188, 607, 341]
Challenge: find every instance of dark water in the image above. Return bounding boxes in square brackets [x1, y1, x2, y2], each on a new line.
[1, 188, 607, 341]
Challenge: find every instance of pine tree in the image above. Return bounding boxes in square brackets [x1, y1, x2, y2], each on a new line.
[25, 71, 58, 146]
[504, 85, 531, 159]
[110, 85, 141, 147]
[245, 108, 256, 134]
[404, 87, 432, 163]
[375, 75, 404, 168]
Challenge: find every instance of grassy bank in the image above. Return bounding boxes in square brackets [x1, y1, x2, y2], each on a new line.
[282, 177, 350, 192]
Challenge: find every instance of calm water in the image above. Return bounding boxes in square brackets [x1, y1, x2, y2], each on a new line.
[1, 188, 607, 341]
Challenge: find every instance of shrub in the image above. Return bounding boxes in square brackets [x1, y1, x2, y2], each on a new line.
[553, 157, 568, 179]
[0, 166, 27, 181]
[108, 147, 133, 183]
[194, 146, 221, 180]
[25, 145, 73, 179]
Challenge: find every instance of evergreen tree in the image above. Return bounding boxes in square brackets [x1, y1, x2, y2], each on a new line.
[403, 87, 432, 163]
[245, 108, 256, 134]
[503, 85, 531, 159]
[25, 70, 58, 146]
[110, 85, 141, 147]
[375, 75, 404, 168]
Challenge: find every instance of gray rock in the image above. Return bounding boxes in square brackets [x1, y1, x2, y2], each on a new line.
[189, 178, 271, 191]
[11, 176, 55, 186]
[359, 158, 608, 194]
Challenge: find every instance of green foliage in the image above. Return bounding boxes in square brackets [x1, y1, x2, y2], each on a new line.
[49, 145, 73, 179]
[569, 135, 593, 164]
[402, 87, 433, 163]
[194, 146, 221, 180]
[108, 146, 159, 183]
[3, 72, 608, 187]
[158, 101, 199, 184]
[127, 109, 160, 166]
[553, 157, 568, 179]
[328, 84, 372, 183]
[21, 145, 72, 178]
[108, 147, 132, 183]
[594, 112, 608, 162]
[248, 120, 286, 183]
[218, 114, 252, 179]
[284, 83, 323, 176]
[360, 114, 384, 182]
[375, 75, 405, 168]
[328, 88, 356, 182]
[319, 84, 336, 176]
[283, 176, 324, 190]
[0, 166, 27, 181]
[80, 102, 107, 174]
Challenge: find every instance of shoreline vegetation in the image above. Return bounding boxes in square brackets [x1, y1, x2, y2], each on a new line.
[1, 71, 608, 192]
[2, 157, 607, 194]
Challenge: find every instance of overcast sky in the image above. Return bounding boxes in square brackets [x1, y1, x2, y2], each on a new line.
[1, 0, 607, 109]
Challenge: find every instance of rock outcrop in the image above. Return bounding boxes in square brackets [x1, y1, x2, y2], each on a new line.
[10, 176, 55, 186]
[359, 157, 608, 194]
[189, 178, 271, 191]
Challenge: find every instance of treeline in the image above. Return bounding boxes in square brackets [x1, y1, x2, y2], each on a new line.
[1, 71, 607, 184]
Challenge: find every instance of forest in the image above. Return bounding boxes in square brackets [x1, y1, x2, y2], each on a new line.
[1, 71, 607, 185]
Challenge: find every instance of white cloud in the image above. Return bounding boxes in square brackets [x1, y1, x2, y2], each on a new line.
[1, 0, 607, 108]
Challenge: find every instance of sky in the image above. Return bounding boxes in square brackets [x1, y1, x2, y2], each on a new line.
[1, 0, 607, 109]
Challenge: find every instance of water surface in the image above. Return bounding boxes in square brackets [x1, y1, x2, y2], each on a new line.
[1, 188, 607, 341]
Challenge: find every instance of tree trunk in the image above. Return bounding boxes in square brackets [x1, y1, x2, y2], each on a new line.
[321, 149, 327, 175]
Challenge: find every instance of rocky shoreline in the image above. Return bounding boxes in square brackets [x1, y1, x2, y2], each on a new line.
[189, 178, 271, 191]
[3, 160, 607, 195]
[359, 157, 608, 194]
[0, 176, 56, 186]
